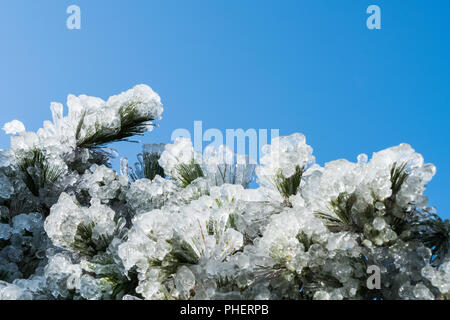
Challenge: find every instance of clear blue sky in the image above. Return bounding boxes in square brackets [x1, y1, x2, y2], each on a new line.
[0, 1, 448, 218]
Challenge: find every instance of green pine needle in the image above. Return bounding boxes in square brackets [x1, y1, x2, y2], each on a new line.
[175, 161, 204, 188]
[390, 162, 409, 196]
[143, 152, 165, 180]
[315, 192, 358, 232]
[91, 254, 141, 299]
[274, 165, 304, 203]
[70, 222, 112, 257]
[296, 231, 313, 251]
[18, 149, 63, 197]
[316, 163, 410, 234]
[167, 233, 200, 264]
[109, 268, 140, 299]
[412, 214, 449, 264]
[384, 162, 410, 225]
[76, 101, 155, 149]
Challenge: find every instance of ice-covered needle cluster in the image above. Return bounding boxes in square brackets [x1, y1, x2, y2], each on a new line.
[0, 85, 448, 300]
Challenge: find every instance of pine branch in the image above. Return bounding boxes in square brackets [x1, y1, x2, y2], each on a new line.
[216, 274, 236, 289]
[411, 213, 449, 264]
[390, 162, 409, 196]
[175, 161, 204, 188]
[128, 145, 166, 181]
[70, 222, 113, 257]
[253, 264, 289, 282]
[109, 268, 140, 299]
[380, 162, 411, 233]
[75, 110, 86, 142]
[274, 165, 304, 202]
[384, 162, 409, 216]
[143, 152, 165, 180]
[17, 149, 63, 197]
[166, 233, 200, 264]
[315, 192, 360, 232]
[296, 231, 313, 251]
[297, 267, 343, 299]
[91, 254, 141, 299]
[316, 163, 411, 234]
[215, 162, 256, 189]
[76, 101, 155, 149]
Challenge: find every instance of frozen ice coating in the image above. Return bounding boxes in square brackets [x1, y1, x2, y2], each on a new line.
[2, 120, 26, 135]
[158, 140, 255, 188]
[256, 133, 315, 190]
[158, 138, 197, 178]
[0, 173, 14, 200]
[202, 144, 256, 188]
[126, 176, 177, 214]
[0, 85, 448, 300]
[0, 150, 11, 168]
[7, 84, 163, 160]
[106, 84, 164, 119]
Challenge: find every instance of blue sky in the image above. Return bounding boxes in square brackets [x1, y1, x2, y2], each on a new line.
[0, 1, 448, 218]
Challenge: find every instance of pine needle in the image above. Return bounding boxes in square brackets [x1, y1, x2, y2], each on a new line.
[412, 213, 449, 264]
[143, 152, 165, 180]
[390, 162, 409, 196]
[315, 192, 358, 232]
[274, 165, 304, 200]
[70, 222, 113, 257]
[167, 233, 200, 264]
[17, 149, 62, 197]
[76, 101, 155, 149]
[296, 231, 313, 251]
[175, 161, 204, 188]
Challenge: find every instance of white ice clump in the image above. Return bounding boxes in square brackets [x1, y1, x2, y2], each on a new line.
[44, 192, 120, 255]
[2, 120, 26, 135]
[0, 173, 14, 200]
[126, 176, 176, 214]
[0, 281, 31, 300]
[256, 133, 315, 188]
[158, 138, 198, 180]
[43, 253, 83, 299]
[422, 260, 450, 296]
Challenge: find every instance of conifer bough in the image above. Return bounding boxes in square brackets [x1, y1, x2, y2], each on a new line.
[0, 85, 448, 300]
